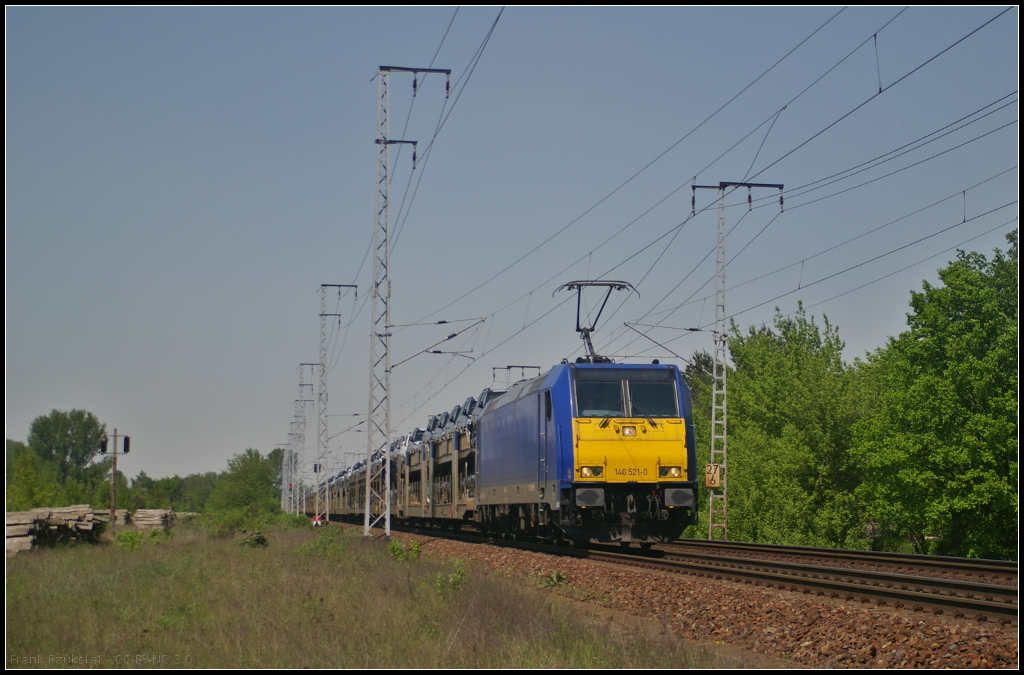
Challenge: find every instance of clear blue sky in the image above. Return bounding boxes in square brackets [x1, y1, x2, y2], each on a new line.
[6, 7, 1018, 480]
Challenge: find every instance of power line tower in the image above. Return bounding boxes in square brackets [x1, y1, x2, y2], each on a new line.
[365, 65, 450, 537]
[291, 363, 316, 515]
[692, 182, 783, 541]
[278, 444, 291, 512]
[316, 284, 355, 524]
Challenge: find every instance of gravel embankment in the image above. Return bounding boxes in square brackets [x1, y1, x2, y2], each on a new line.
[386, 530, 1018, 669]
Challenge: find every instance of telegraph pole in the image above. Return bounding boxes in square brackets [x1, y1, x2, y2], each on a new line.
[692, 181, 783, 541]
[317, 284, 355, 524]
[365, 65, 450, 537]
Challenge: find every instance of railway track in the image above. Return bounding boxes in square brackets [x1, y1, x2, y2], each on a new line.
[377, 521, 1018, 627]
[588, 545, 1017, 627]
[666, 538, 1017, 586]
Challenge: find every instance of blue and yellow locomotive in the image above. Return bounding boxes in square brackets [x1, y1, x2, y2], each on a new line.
[313, 280, 698, 544]
[319, 360, 697, 545]
[474, 361, 697, 544]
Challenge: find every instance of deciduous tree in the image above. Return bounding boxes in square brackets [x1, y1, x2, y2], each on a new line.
[206, 448, 279, 517]
[27, 409, 107, 485]
[853, 233, 1018, 558]
[726, 306, 868, 548]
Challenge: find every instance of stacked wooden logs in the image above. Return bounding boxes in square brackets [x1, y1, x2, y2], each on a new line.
[6, 505, 97, 556]
[93, 509, 130, 525]
[133, 509, 171, 529]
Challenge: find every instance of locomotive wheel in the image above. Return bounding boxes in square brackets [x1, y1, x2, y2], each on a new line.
[620, 542, 631, 548]
[640, 542, 654, 550]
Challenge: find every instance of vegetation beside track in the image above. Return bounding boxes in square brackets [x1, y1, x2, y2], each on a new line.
[684, 234, 1017, 560]
[5, 523, 719, 669]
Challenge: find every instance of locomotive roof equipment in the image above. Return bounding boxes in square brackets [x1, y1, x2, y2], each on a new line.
[554, 280, 638, 364]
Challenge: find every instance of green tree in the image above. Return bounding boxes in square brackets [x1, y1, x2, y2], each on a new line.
[179, 472, 220, 512]
[725, 306, 868, 548]
[853, 234, 1018, 559]
[27, 410, 107, 485]
[267, 447, 285, 493]
[206, 449, 279, 517]
[5, 441, 65, 511]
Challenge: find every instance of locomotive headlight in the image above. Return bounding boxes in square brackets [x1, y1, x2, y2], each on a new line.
[621, 425, 637, 437]
[659, 466, 682, 478]
[580, 466, 603, 478]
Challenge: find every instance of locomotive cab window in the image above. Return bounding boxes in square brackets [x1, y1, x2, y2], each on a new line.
[628, 381, 677, 418]
[574, 368, 678, 418]
[575, 380, 625, 417]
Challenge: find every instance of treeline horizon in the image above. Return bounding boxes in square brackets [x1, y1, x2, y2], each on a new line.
[6, 417, 285, 516]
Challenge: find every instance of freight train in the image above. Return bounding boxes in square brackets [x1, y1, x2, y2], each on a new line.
[306, 360, 698, 545]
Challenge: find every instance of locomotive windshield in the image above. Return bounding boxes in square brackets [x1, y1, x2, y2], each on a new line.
[574, 368, 678, 418]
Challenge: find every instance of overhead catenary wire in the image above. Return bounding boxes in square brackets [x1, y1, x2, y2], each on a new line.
[320, 8, 1016, 444]
[626, 215, 1018, 362]
[322, 7, 469, 375]
[717, 202, 1018, 323]
[408, 7, 849, 325]
[380, 6, 918, 386]
[651, 202, 1017, 346]
[628, 165, 1018, 327]
[407, 6, 956, 359]
[390, 7, 504, 253]
[746, 6, 1015, 182]
[595, 103, 1018, 357]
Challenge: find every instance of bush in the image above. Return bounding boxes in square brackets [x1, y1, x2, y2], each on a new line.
[239, 530, 269, 549]
[297, 530, 346, 557]
[387, 538, 421, 563]
[114, 531, 143, 550]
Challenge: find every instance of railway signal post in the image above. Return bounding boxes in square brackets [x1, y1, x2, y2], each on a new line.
[102, 428, 130, 534]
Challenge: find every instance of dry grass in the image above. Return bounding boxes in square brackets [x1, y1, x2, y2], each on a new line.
[6, 525, 718, 668]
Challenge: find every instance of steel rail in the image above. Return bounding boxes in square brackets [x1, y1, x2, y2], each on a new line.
[369, 521, 1017, 627]
[671, 538, 1017, 583]
[586, 548, 1017, 627]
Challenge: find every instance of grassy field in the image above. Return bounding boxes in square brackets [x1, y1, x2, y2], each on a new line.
[7, 524, 718, 668]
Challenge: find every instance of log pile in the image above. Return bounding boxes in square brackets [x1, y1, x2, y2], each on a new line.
[6, 505, 97, 556]
[6, 512, 37, 557]
[133, 509, 171, 529]
[93, 509, 130, 525]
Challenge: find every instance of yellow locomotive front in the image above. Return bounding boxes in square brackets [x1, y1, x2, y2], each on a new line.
[563, 365, 697, 543]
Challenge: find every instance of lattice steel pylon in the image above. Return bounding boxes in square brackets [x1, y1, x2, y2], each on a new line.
[278, 445, 291, 512]
[708, 186, 729, 541]
[292, 363, 316, 515]
[315, 284, 354, 525]
[285, 433, 303, 514]
[365, 65, 449, 537]
[693, 182, 783, 541]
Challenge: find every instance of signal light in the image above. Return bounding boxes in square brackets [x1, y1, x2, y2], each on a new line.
[100, 435, 109, 454]
[123, 437, 130, 454]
